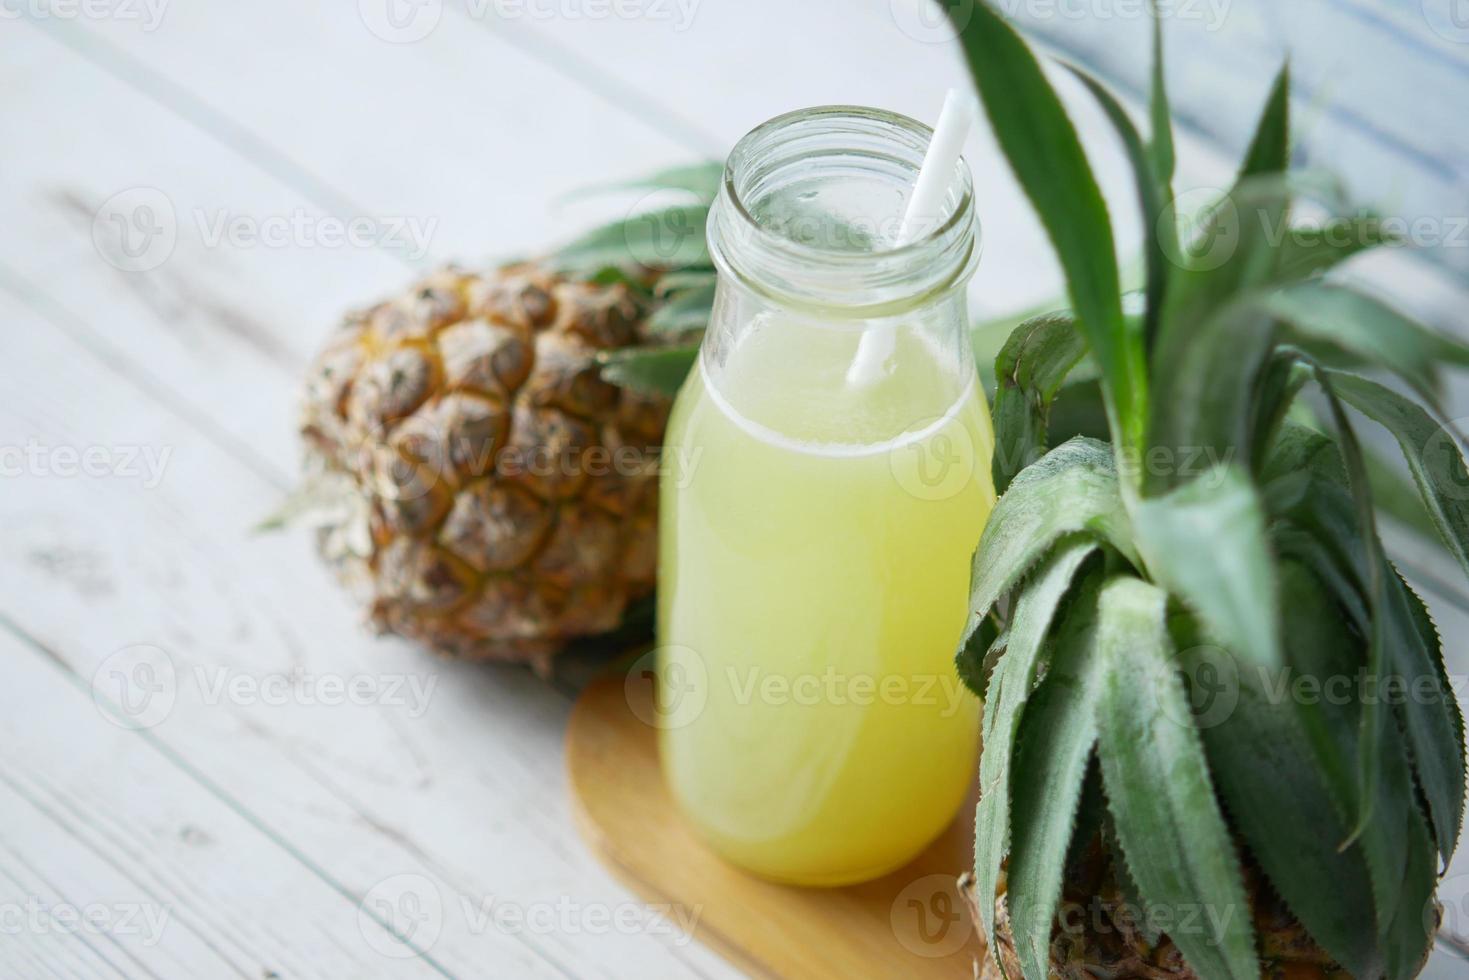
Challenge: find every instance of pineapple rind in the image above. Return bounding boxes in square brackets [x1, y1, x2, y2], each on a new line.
[299, 264, 669, 667]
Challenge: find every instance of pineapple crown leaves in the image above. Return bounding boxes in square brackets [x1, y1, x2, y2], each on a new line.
[545, 162, 725, 397]
[950, 4, 1469, 978]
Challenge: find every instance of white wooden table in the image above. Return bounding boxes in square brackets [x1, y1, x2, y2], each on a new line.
[4, 2, 1469, 977]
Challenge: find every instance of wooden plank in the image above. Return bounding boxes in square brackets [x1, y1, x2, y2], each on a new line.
[27, 3, 695, 260]
[0, 286, 735, 977]
[0, 627, 449, 980]
[0, 847, 132, 980]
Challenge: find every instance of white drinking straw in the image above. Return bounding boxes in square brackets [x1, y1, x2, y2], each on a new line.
[846, 89, 978, 387]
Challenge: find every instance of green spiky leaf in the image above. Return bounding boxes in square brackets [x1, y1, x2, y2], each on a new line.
[1134, 465, 1281, 668]
[963, 438, 1136, 646]
[973, 635, 1035, 964]
[1005, 576, 1108, 980]
[596, 345, 698, 397]
[1248, 351, 1311, 473]
[958, 535, 1096, 700]
[972, 298, 1077, 386]
[1380, 801, 1439, 979]
[1103, 818, 1161, 946]
[550, 204, 711, 276]
[1268, 283, 1469, 406]
[1273, 213, 1399, 280]
[989, 312, 1090, 494]
[973, 541, 1099, 967]
[1095, 577, 1257, 980]
[563, 161, 724, 202]
[1280, 554, 1440, 978]
[1275, 558, 1440, 978]
[957, 613, 1003, 699]
[1381, 563, 1467, 862]
[1063, 63, 1176, 356]
[1146, 1, 1175, 188]
[1365, 445, 1450, 545]
[1238, 63, 1291, 179]
[950, 2, 1144, 455]
[653, 269, 718, 296]
[1404, 575, 1466, 751]
[1329, 371, 1469, 580]
[1268, 415, 1461, 884]
[646, 282, 716, 334]
[1158, 171, 1342, 350]
[1258, 385, 1448, 548]
[1148, 300, 1277, 492]
[1179, 570, 1380, 977]
[1310, 368, 1392, 844]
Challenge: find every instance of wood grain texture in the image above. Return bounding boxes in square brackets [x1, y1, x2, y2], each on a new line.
[0, 13, 738, 977]
[0, 626, 451, 980]
[567, 673, 985, 980]
[3, 1, 1468, 976]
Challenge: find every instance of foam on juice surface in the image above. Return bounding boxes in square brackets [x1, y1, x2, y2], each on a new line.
[706, 313, 968, 451]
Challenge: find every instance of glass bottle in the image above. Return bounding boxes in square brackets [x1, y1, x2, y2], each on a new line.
[657, 106, 996, 886]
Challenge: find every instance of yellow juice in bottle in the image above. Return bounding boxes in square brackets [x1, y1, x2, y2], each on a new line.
[657, 317, 996, 885]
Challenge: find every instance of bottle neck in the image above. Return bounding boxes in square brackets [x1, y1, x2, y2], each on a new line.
[706, 105, 980, 319]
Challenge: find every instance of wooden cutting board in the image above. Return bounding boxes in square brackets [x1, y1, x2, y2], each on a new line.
[565, 670, 985, 979]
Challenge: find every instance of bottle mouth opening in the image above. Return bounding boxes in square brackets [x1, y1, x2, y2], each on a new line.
[709, 105, 980, 314]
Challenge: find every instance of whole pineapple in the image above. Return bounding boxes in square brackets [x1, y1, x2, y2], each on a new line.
[950, 4, 1467, 978]
[296, 176, 717, 670]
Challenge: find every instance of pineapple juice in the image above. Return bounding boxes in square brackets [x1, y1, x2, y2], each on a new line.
[657, 315, 995, 885]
